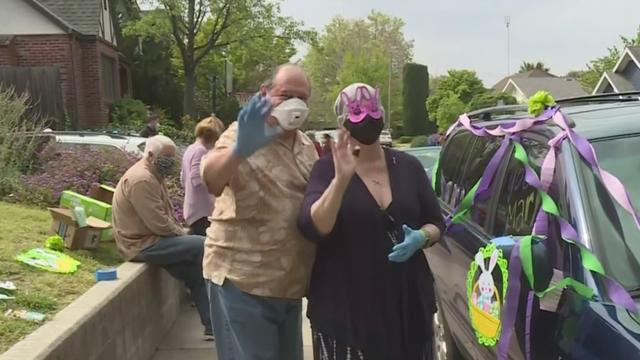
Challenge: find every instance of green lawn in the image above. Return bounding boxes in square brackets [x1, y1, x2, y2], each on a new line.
[0, 202, 122, 353]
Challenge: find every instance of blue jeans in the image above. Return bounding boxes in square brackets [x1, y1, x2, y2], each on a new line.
[207, 280, 303, 360]
[133, 235, 211, 330]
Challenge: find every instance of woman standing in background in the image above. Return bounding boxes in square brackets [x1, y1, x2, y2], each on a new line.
[181, 115, 225, 236]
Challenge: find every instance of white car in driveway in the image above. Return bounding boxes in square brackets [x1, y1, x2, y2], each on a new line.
[45, 132, 147, 157]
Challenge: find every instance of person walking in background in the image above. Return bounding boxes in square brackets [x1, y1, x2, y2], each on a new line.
[307, 131, 323, 157]
[181, 115, 225, 236]
[321, 133, 333, 156]
[201, 63, 318, 360]
[298, 83, 444, 359]
[140, 113, 160, 138]
[111, 135, 212, 339]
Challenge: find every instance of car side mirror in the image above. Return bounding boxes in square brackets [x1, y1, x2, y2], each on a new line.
[490, 236, 553, 293]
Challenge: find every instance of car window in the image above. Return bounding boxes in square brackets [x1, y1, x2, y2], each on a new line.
[415, 149, 440, 170]
[492, 137, 547, 237]
[461, 136, 502, 227]
[580, 134, 640, 289]
[438, 131, 475, 206]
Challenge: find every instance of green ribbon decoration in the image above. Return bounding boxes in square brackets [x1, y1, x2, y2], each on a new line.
[449, 138, 604, 303]
[431, 157, 439, 190]
[512, 141, 610, 288]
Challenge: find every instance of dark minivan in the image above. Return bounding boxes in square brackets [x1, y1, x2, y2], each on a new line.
[428, 94, 640, 360]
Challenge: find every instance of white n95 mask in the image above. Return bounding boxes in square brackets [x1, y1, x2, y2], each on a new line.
[271, 98, 309, 130]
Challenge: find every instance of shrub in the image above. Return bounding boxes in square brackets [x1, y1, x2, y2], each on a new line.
[402, 63, 433, 135]
[110, 97, 148, 132]
[159, 115, 196, 146]
[0, 87, 45, 197]
[410, 135, 429, 148]
[398, 136, 413, 144]
[14, 144, 186, 223]
[16, 145, 138, 207]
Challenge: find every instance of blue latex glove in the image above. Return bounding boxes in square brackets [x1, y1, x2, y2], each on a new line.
[388, 225, 427, 263]
[232, 96, 282, 158]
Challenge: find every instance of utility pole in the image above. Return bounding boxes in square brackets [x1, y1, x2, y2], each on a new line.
[505, 16, 511, 75]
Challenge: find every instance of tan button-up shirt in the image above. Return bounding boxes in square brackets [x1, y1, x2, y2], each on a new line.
[112, 160, 184, 260]
[203, 122, 318, 299]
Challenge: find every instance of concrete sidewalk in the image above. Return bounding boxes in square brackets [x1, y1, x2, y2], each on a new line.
[151, 301, 313, 360]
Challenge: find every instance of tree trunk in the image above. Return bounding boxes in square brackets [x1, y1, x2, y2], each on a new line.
[183, 67, 196, 118]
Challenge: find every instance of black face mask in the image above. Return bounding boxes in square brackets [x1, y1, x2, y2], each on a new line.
[344, 115, 384, 145]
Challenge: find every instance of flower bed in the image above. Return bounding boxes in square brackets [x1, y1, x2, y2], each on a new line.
[9, 143, 185, 223]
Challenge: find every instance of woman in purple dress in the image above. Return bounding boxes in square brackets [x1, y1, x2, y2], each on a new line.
[298, 83, 444, 360]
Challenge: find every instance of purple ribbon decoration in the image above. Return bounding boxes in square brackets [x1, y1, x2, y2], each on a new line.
[476, 135, 512, 201]
[552, 111, 640, 230]
[497, 241, 522, 360]
[445, 107, 640, 360]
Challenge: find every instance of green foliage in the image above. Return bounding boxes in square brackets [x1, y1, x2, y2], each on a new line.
[127, 0, 314, 117]
[398, 136, 414, 144]
[0, 88, 45, 197]
[303, 11, 413, 129]
[435, 93, 467, 133]
[427, 70, 485, 132]
[215, 95, 241, 127]
[110, 97, 148, 131]
[158, 114, 197, 145]
[580, 26, 640, 92]
[519, 61, 550, 73]
[402, 63, 432, 136]
[468, 92, 518, 112]
[410, 135, 429, 148]
[332, 48, 388, 97]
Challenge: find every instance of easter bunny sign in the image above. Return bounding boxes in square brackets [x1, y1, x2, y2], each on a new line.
[467, 243, 509, 346]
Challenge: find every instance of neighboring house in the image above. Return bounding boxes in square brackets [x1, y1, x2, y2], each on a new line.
[493, 69, 587, 103]
[0, 0, 131, 129]
[593, 46, 640, 94]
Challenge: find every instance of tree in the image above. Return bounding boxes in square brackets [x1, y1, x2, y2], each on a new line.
[519, 61, 550, 73]
[124, 10, 184, 120]
[580, 27, 640, 92]
[468, 92, 517, 111]
[402, 63, 432, 136]
[565, 70, 584, 79]
[129, 0, 313, 117]
[426, 69, 485, 122]
[303, 12, 413, 129]
[429, 75, 446, 96]
[435, 93, 466, 132]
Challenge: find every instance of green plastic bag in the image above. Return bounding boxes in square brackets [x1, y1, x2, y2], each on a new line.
[16, 248, 81, 274]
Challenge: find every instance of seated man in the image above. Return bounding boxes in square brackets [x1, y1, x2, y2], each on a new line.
[112, 135, 212, 337]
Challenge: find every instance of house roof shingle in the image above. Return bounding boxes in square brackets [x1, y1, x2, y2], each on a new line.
[627, 46, 640, 65]
[605, 71, 638, 92]
[509, 77, 587, 99]
[492, 69, 555, 91]
[31, 0, 102, 36]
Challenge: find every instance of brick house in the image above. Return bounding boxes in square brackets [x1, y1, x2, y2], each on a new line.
[0, 0, 131, 129]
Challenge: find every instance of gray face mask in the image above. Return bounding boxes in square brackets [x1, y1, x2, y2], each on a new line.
[154, 156, 175, 177]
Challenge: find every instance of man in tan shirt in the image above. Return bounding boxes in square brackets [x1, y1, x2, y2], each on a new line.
[202, 64, 317, 360]
[112, 135, 212, 338]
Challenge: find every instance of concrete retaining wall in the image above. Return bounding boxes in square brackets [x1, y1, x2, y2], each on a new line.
[1, 262, 184, 360]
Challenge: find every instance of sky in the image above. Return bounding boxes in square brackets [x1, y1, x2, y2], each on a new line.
[279, 0, 640, 87]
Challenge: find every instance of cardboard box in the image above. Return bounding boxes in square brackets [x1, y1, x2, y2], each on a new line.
[89, 183, 115, 205]
[59, 191, 113, 241]
[49, 208, 111, 250]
